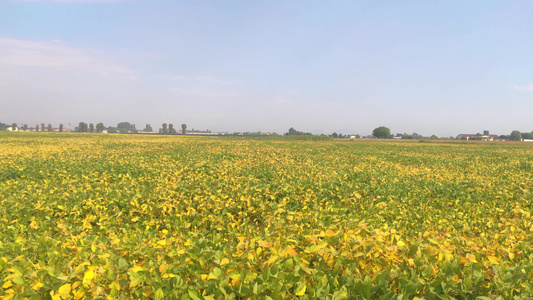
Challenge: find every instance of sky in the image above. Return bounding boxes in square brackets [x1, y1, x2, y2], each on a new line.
[0, 0, 532, 136]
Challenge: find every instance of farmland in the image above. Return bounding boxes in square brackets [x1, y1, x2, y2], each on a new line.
[0, 133, 532, 299]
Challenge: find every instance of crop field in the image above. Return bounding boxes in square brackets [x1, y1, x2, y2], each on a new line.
[0, 133, 532, 299]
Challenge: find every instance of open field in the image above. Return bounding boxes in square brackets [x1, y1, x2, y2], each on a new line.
[1, 133, 532, 299]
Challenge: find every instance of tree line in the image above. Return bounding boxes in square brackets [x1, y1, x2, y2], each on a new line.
[74, 122, 188, 135]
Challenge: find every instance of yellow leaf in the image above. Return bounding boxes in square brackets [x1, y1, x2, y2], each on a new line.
[109, 281, 121, 291]
[32, 281, 43, 291]
[428, 238, 439, 245]
[29, 220, 39, 230]
[159, 264, 167, 273]
[266, 255, 278, 265]
[220, 258, 229, 265]
[83, 270, 94, 286]
[129, 265, 144, 273]
[509, 252, 515, 260]
[51, 291, 62, 300]
[74, 290, 85, 300]
[294, 282, 306, 296]
[142, 286, 152, 297]
[283, 246, 298, 257]
[257, 241, 270, 248]
[487, 256, 499, 264]
[2, 280, 13, 289]
[58, 283, 71, 298]
[325, 229, 335, 237]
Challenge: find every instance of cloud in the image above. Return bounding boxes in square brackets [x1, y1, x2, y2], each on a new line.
[512, 84, 533, 92]
[0, 38, 133, 78]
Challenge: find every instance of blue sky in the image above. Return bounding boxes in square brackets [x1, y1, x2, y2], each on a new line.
[1, 0, 532, 136]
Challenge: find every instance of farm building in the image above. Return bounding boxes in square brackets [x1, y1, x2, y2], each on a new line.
[456, 133, 499, 141]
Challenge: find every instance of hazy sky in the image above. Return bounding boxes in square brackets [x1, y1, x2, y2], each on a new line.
[1, 1, 532, 136]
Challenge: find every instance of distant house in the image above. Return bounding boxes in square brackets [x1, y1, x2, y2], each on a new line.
[457, 134, 499, 141]
[6, 126, 18, 132]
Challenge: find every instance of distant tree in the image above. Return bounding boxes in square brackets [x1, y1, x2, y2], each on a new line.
[169, 124, 176, 134]
[402, 133, 412, 139]
[22, 124, 28, 131]
[430, 135, 438, 139]
[510, 130, 522, 141]
[47, 124, 53, 132]
[59, 124, 64, 132]
[181, 124, 187, 135]
[117, 122, 131, 134]
[331, 132, 338, 138]
[144, 124, 153, 132]
[78, 122, 88, 133]
[522, 132, 533, 139]
[483, 130, 489, 135]
[41, 123, 45, 131]
[11, 123, 17, 130]
[372, 126, 391, 139]
[35, 124, 39, 132]
[162, 123, 168, 134]
[288, 127, 297, 135]
[89, 123, 94, 133]
[96, 123, 105, 133]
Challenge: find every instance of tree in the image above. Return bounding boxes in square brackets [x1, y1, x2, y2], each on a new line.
[59, 124, 64, 132]
[522, 132, 533, 139]
[331, 132, 338, 138]
[88, 123, 94, 133]
[373, 126, 391, 139]
[35, 124, 39, 132]
[510, 130, 522, 141]
[117, 122, 131, 134]
[483, 130, 489, 135]
[144, 124, 153, 132]
[430, 135, 438, 139]
[41, 123, 45, 131]
[22, 124, 28, 131]
[181, 124, 187, 135]
[162, 123, 168, 134]
[288, 127, 297, 135]
[169, 124, 176, 134]
[78, 122, 88, 133]
[47, 124, 52, 132]
[96, 123, 105, 133]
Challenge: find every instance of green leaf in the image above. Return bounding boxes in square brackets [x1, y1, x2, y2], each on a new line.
[118, 258, 128, 270]
[188, 288, 202, 300]
[154, 288, 164, 300]
[13, 276, 26, 286]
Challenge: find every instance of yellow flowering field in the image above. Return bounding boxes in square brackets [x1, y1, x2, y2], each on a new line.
[0, 132, 532, 299]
